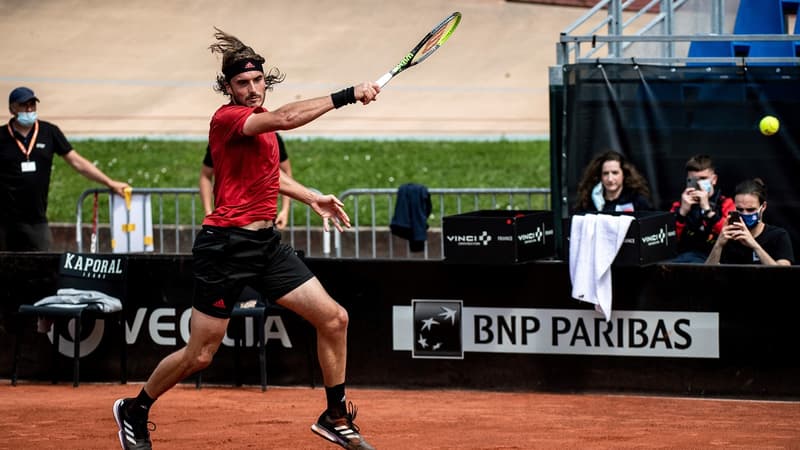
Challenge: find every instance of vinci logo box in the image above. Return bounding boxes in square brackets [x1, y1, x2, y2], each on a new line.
[614, 211, 677, 265]
[442, 210, 555, 264]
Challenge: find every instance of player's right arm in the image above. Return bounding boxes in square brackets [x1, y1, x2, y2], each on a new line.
[242, 82, 379, 136]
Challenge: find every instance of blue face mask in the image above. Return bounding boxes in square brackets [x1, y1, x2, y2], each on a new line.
[16, 111, 37, 127]
[697, 179, 712, 194]
[741, 209, 761, 229]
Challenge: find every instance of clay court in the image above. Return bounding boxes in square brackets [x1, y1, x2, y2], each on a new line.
[2, 1, 800, 449]
[2, 382, 799, 449]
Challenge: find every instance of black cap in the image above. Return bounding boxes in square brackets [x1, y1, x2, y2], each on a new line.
[9, 87, 39, 104]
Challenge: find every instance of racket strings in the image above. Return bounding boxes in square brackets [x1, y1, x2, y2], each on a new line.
[411, 17, 459, 65]
[378, 12, 461, 87]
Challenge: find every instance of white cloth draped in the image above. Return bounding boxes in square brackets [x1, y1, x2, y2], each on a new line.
[569, 214, 634, 321]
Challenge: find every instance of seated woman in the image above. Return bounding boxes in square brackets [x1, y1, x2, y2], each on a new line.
[705, 178, 794, 266]
[574, 150, 653, 213]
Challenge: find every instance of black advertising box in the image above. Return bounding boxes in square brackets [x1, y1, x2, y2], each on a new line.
[442, 210, 555, 264]
[565, 211, 677, 266]
[615, 211, 677, 265]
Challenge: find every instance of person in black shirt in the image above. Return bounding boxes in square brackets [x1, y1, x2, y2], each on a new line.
[0, 87, 129, 251]
[706, 177, 793, 266]
[574, 150, 653, 213]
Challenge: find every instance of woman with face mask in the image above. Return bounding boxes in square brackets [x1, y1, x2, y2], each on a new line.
[705, 178, 794, 266]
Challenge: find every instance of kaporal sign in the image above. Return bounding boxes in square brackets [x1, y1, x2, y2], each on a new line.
[63, 253, 124, 275]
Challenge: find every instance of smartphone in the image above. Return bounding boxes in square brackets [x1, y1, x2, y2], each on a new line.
[686, 177, 700, 190]
[728, 210, 740, 225]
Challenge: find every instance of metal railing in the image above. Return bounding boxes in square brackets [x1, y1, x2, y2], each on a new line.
[333, 187, 551, 259]
[557, 0, 800, 66]
[75, 187, 329, 255]
[75, 188, 203, 254]
[557, 33, 800, 65]
[561, 0, 694, 62]
[75, 187, 552, 259]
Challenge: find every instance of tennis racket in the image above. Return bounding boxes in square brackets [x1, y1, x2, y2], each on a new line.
[375, 11, 461, 88]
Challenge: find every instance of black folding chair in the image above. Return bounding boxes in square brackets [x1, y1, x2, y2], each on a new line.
[11, 252, 128, 387]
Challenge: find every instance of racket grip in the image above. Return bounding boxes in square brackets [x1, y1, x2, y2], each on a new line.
[376, 72, 393, 88]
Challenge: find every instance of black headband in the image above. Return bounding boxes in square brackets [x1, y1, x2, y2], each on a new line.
[222, 58, 264, 81]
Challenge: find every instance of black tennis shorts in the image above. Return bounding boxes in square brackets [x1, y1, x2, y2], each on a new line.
[191, 225, 314, 319]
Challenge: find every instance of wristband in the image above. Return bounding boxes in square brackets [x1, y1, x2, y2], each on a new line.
[331, 86, 356, 109]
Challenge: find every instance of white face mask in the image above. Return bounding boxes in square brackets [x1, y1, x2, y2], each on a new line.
[591, 182, 605, 211]
[16, 111, 37, 127]
[697, 178, 712, 194]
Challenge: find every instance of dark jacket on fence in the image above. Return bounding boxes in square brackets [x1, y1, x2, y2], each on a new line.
[390, 183, 432, 252]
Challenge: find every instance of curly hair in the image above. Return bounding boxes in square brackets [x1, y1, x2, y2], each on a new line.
[209, 27, 285, 96]
[574, 150, 651, 212]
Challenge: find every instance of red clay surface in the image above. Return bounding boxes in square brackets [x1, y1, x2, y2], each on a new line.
[2, 382, 799, 449]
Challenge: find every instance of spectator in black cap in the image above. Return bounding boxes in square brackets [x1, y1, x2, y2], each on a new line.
[1, 86, 130, 251]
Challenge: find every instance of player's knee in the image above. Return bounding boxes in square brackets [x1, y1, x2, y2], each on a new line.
[194, 355, 213, 370]
[319, 304, 349, 336]
[194, 349, 216, 370]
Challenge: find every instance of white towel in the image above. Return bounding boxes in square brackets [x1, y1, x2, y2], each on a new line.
[569, 214, 596, 310]
[34, 288, 123, 312]
[569, 214, 634, 321]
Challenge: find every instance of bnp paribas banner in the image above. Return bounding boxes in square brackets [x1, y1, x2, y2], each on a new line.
[392, 300, 719, 359]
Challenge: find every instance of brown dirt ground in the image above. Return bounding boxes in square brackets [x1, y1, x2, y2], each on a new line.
[1, 382, 799, 449]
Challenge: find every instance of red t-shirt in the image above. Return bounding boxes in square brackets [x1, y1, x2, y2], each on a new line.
[203, 104, 280, 228]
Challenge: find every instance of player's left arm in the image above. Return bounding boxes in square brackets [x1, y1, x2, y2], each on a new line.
[279, 170, 350, 232]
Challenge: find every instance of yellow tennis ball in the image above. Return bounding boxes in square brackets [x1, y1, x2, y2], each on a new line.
[760, 115, 779, 136]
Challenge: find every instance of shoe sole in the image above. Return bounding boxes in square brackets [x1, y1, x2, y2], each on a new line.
[311, 423, 349, 448]
[112, 398, 127, 450]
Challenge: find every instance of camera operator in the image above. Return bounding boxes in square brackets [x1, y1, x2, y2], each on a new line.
[669, 154, 736, 263]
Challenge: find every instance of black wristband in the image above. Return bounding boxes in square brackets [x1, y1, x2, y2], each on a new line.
[331, 86, 356, 109]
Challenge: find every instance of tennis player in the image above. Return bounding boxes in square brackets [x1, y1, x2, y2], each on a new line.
[113, 27, 378, 450]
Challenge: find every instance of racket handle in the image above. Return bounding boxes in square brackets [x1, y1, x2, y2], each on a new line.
[376, 72, 393, 88]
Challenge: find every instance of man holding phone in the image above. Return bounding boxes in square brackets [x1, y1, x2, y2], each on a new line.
[669, 154, 736, 263]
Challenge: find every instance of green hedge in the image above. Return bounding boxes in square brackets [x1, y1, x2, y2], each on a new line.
[50, 138, 550, 225]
